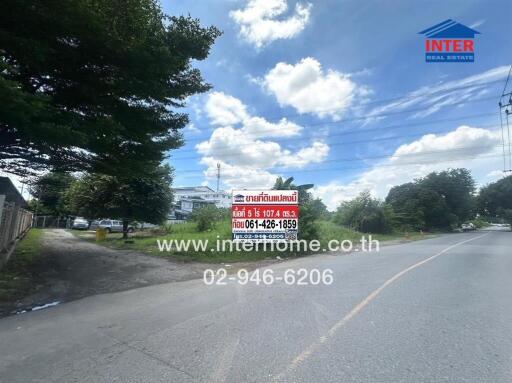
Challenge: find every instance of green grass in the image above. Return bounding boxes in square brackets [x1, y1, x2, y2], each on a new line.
[0, 229, 44, 302]
[72, 220, 435, 263]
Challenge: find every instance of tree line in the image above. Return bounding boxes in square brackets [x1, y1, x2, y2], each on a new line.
[334, 169, 512, 234]
[1, 0, 221, 237]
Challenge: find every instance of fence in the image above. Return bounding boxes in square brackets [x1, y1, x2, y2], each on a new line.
[32, 215, 73, 229]
[0, 195, 33, 264]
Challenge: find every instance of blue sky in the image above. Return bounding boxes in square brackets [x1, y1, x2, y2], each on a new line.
[161, 0, 512, 209]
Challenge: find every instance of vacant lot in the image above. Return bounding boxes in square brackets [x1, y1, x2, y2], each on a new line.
[0, 229, 273, 317]
[72, 220, 433, 263]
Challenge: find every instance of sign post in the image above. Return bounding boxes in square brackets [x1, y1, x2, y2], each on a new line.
[231, 190, 299, 242]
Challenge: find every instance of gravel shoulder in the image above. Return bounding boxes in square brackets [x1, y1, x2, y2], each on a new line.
[0, 229, 276, 316]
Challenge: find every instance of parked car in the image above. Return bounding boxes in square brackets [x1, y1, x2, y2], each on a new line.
[72, 217, 90, 230]
[98, 219, 135, 233]
[461, 223, 475, 232]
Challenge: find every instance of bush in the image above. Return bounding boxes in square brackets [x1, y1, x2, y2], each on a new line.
[468, 217, 488, 229]
[298, 202, 321, 240]
[190, 205, 224, 232]
[334, 191, 394, 234]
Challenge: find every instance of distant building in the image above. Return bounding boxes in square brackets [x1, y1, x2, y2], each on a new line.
[0, 177, 27, 208]
[169, 186, 231, 220]
[173, 186, 231, 208]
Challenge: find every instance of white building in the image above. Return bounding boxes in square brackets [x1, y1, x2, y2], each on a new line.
[173, 186, 231, 209]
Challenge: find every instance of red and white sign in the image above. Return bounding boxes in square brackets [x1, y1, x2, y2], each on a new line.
[232, 190, 299, 242]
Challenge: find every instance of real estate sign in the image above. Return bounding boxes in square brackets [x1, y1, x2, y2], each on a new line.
[231, 190, 299, 242]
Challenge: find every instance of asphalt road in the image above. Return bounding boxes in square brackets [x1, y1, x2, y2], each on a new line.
[0, 228, 511, 382]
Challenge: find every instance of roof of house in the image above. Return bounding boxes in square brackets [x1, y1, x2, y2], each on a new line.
[0, 177, 27, 208]
[179, 196, 215, 203]
[173, 186, 215, 193]
[419, 19, 480, 38]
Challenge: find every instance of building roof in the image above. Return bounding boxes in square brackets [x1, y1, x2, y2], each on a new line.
[172, 186, 230, 195]
[179, 196, 215, 203]
[173, 186, 215, 193]
[0, 177, 27, 208]
[419, 19, 480, 38]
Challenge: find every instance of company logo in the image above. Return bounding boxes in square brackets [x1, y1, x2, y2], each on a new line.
[419, 19, 480, 63]
[234, 194, 245, 203]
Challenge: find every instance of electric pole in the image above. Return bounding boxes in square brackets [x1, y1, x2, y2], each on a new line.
[499, 65, 512, 174]
[216, 163, 221, 192]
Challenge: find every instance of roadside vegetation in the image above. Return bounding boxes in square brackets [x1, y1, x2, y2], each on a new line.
[0, 229, 43, 303]
[72, 219, 433, 263]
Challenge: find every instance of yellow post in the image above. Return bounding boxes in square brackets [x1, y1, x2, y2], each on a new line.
[96, 228, 107, 241]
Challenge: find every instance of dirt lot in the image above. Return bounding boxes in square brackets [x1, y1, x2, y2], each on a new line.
[0, 229, 275, 317]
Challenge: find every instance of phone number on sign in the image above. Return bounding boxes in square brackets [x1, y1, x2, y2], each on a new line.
[203, 268, 334, 285]
[232, 219, 298, 229]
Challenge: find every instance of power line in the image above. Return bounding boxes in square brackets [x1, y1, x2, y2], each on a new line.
[206, 78, 505, 126]
[175, 152, 505, 179]
[173, 111, 496, 157]
[173, 144, 505, 175]
[170, 121, 498, 162]
[498, 64, 512, 173]
[183, 93, 499, 145]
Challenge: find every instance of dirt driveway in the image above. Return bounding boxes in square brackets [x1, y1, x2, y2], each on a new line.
[1, 229, 238, 316]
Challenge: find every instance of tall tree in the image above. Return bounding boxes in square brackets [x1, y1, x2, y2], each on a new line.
[386, 182, 453, 230]
[477, 175, 512, 217]
[419, 168, 476, 223]
[272, 176, 319, 240]
[334, 191, 394, 234]
[67, 165, 173, 238]
[0, 0, 221, 176]
[385, 168, 477, 230]
[28, 171, 75, 216]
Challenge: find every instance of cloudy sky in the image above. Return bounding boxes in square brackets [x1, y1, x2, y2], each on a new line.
[163, 0, 511, 210]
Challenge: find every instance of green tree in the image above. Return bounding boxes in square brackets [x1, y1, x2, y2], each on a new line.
[67, 165, 173, 238]
[385, 168, 477, 230]
[309, 198, 330, 220]
[334, 191, 394, 234]
[499, 209, 512, 228]
[478, 175, 512, 217]
[0, 0, 221, 176]
[386, 182, 452, 230]
[28, 171, 75, 216]
[272, 176, 319, 240]
[419, 168, 476, 224]
[190, 205, 224, 232]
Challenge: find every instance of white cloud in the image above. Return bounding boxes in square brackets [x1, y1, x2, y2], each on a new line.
[201, 157, 278, 190]
[184, 123, 201, 135]
[205, 92, 248, 126]
[241, 116, 302, 138]
[367, 66, 510, 120]
[262, 57, 369, 120]
[197, 127, 328, 170]
[205, 91, 302, 138]
[230, 0, 312, 48]
[198, 92, 329, 188]
[313, 126, 503, 210]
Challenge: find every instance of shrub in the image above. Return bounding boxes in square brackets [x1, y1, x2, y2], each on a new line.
[334, 191, 394, 234]
[190, 205, 224, 232]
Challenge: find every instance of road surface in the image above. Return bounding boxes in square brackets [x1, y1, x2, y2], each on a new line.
[0, 228, 511, 382]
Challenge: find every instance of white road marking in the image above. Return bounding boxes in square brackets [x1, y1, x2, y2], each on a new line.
[273, 232, 490, 381]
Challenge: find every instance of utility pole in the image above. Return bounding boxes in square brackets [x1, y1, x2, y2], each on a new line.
[499, 65, 512, 174]
[216, 163, 221, 192]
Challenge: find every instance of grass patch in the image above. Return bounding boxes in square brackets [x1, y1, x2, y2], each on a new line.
[0, 229, 44, 302]
[72, 220, 435, 263]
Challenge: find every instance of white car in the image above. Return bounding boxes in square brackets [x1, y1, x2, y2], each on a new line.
[98, 219, 135, 233]
[72, 217, 89, 230]
[461, 223, 475, 232]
